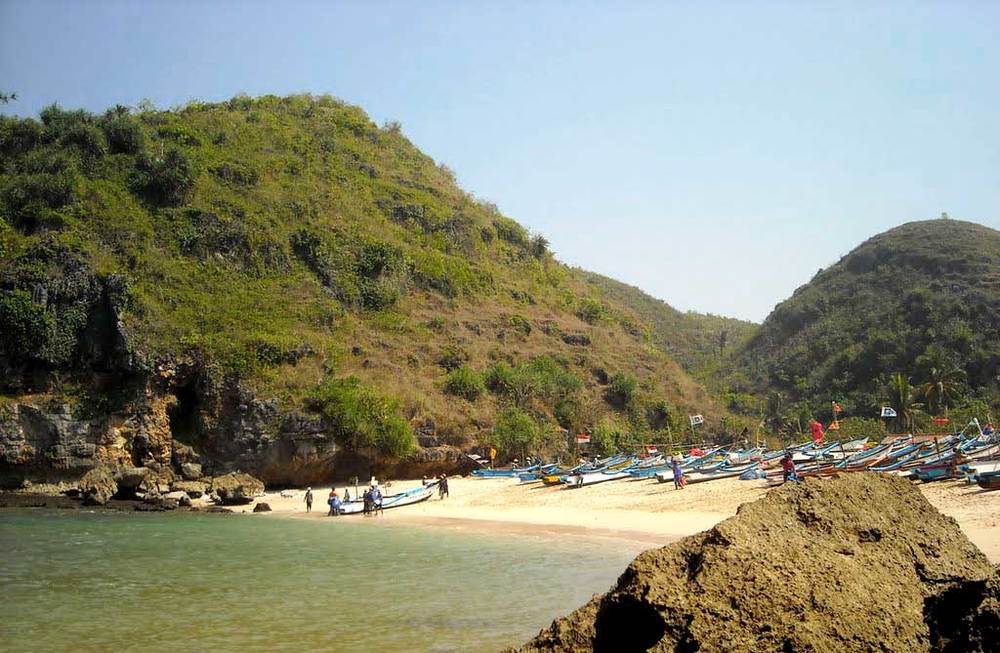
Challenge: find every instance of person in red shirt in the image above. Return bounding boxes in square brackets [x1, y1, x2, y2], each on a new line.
[782, 453, 796, 482]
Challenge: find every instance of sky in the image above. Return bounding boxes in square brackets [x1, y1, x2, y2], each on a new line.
[2, 0, 999, 322]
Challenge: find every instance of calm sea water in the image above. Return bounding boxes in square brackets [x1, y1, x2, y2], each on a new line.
[0, 511, 638, 652]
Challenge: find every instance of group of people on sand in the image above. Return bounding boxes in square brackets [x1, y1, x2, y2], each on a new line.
[301, 485, 379, 516]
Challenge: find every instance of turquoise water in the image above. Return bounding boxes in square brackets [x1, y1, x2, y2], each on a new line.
[1, 511, 638, 652]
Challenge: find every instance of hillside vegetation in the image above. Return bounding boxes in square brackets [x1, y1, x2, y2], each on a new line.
[0, 94, 720, 463]
[577, 270, 758, 381]
[733, 219, 1000, 431]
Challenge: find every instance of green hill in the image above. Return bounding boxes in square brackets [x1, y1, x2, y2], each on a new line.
[733, 219, 1000, 421]
[0, 94, 721, 484]
[576, 270, 758, 379]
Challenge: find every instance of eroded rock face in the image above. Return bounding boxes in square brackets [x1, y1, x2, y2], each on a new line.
[511, 474, 995, 653]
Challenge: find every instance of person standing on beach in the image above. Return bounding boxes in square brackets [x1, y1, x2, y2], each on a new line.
[328, 488, 340, 515]
[439, 474, 449, 499]
[671, 457, 685, 490]
[304, 487, 313, 513]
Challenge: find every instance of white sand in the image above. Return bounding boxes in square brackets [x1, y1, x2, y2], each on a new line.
[238, 475, 1000, 562]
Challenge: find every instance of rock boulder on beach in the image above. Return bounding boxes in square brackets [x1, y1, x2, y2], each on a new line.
[79, 466, 118, 506]
[210, 472, 264, 505]
[170, 480, 207, 498]
[510, 474, 995, 653]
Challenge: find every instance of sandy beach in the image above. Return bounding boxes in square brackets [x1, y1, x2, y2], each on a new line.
[237, 474, 1000, 562]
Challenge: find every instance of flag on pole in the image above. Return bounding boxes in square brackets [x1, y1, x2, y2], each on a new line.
[832, 402, 843, 414]
[828, 420, 840, 430]
[689, 414, 704, 427]
[880, 407, 898, 418]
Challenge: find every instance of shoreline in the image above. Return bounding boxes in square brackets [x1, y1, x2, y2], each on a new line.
[5, 474, 999, 562]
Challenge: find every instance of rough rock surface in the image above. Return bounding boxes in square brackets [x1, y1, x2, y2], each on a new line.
[511, 474, 995, 653]
[926, 567, 1000, 652]
[79, 466, 117, 506]
[252, 502, 271, 513]
[211, 472, 264, 505]
[170, 480, 207, 498]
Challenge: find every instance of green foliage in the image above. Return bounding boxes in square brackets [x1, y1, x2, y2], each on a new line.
[605, 372, 637, 409]
[0, 290, 52, 359]
[437, 344, 469, 372]
[831, 417, 886, 441]
[443, 366, 485, 401]
[100, 111, 145, 155]
[212, 161, 259, 187]
[576, 297, 607, 324]
[492, 217, 528, 247]
[131, 148, 195, 206]
[589, 415, 636, 456]
[484, 356, 582, 408]
[306, 376, 414, 457]
[491, 407, 540, 458]
[0, 170, 76, 232]
[507, 314, 532, 336]
[886, 372, 923, 432]
[577, 270, 758, 377]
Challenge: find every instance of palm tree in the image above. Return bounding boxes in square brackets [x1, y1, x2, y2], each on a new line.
[887, 372, 924, 432]
[762, 391, 791, 436]
[917, 350, 965, 414]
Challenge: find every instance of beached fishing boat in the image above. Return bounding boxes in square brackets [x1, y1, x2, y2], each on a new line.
[472, 463, 544, 478]
[976, 470, 1000, 491]
[683, 463, 759, 484]
[339, 483, 437, 515]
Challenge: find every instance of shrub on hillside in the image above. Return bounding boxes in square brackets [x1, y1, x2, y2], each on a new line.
[0, 171, 75, 232]
[437, 344, 469, 372]
[590, 416, 635, 456]
[0, 117, 44, 157]
[306, 376, 414, 457]
[131, 148, 195, 206]
[58, 122, 107, 158]
[0, 290, 52, 360]
[576, 298, 607, 324]
[484, 356, 582, 409]
[443, 366, 485, 401]
[100, 111, 145, 155]
[606, 372, 638, 409]
[491, 407, 540, 459]
[212, 161, 259, 187]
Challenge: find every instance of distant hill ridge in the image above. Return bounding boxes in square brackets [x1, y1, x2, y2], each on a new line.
[734, 218, 1000, 415]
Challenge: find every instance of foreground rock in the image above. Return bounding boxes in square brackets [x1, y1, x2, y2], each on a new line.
[210, 472, 264, 505]
[511, 474, 996, 653]
[79, 467, 118, 506]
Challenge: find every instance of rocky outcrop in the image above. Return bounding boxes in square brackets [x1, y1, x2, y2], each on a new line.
[79, 466, 117, 505]
[252, 502, 271, 513]
[210, 472, 264, 505]
[511, 474, 995, 653]
[170, 480, 207, 498]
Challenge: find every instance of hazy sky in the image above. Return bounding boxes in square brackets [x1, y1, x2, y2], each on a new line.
[3, 1, 998, 321]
